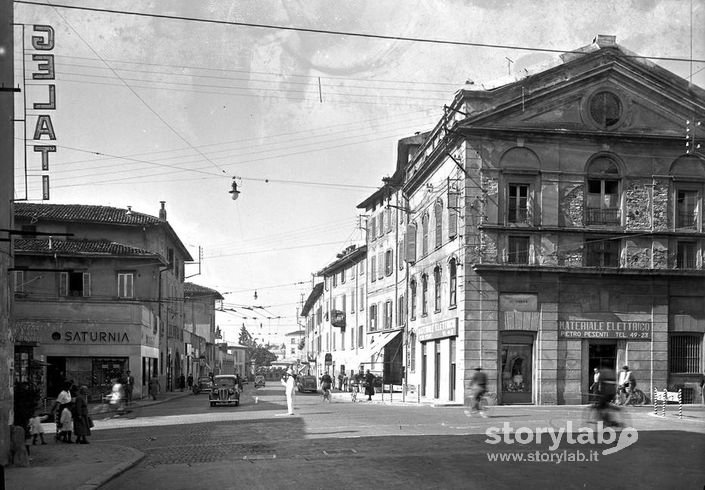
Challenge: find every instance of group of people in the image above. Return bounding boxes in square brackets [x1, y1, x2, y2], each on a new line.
[45, 382, 91, 445]
[590, 365, 637, 406]
[322, 370, 377, 402]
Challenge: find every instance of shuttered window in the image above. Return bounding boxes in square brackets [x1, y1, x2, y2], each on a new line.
[406, 223, 417, 263]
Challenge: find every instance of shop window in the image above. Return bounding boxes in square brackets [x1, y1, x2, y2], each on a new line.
[60, 271, 91, 297]
[117, 272, 134, 298]
[669, 334, 702, 373]
[676, 241, 696, 269]
[508, 184, 530, 223]
[586, 157, 620, 225]
[433, 266, 441, 312]
[434, 199, 443, 249]
[676, 189, 699, 229]
[13, 270, 25, 294]
[585, 237, 619, 267]
[449, 259, 457, 307]
[421, 274, 428, 316]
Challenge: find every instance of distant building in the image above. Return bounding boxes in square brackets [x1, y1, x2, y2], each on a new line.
[184, 282, 224, 379]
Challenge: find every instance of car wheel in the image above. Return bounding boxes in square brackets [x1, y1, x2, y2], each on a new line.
[210, 402, 214, 407]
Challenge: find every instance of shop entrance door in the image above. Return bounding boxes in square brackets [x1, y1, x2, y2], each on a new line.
[588, 343, 617, 394]
[500, 333, 534, 404]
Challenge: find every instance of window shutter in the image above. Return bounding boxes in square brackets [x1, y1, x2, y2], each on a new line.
[59, 271, 68, 296]
[369, 216, 376, 240]
[448, 190, 458, 238]
[83, 273, 91, 297]
[406, 224, 417, 263]
[377, 252, 384, 279]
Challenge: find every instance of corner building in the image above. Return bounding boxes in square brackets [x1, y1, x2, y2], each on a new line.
[404, 36, 705, 405]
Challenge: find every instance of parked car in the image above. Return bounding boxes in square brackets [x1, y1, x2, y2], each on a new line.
[193, 376, 213, 394]
[254, 375, 266, 388]
[209, 375, 240, 407]
[296, 375, 317, 393]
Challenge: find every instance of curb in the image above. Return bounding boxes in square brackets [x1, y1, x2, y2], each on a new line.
[75, 445, 145, 490]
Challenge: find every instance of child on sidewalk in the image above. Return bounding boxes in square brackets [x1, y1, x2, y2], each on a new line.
[59, 403, 74, 443]
[28, 410, 48, 445]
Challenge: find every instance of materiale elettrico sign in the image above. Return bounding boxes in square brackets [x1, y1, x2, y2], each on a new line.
[558, 320, 652, 340]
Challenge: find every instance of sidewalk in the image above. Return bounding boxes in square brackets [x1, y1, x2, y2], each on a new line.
[3, 390, 191, 490]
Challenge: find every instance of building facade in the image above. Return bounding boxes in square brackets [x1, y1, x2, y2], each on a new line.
[12, 202, 192, 402]
[184, 282, 223, 379]
[401, 35, 705, 405]
[302, 245, 369, 382]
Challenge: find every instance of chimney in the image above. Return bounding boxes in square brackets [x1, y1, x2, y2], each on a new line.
[592, 35, 616, 48]
[159, 201, 167, 221]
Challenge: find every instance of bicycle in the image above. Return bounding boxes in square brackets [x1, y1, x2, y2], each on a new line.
[583, 395, 627, 428]
[464, 392, 493, 418]
[621, 388, 647, 406]
[322, 384, 332, 403]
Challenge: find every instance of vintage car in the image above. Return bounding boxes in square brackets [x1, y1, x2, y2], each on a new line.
[193, 376, 213, 394]
[254, 375, 266, 388]
[209, 375, 240, 407]
[296, 374, 318, 393]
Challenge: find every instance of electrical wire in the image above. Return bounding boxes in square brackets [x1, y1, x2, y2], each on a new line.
[15, 1, 705, 64]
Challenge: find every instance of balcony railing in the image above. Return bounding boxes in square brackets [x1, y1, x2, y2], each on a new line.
[586, 208, 620, 225]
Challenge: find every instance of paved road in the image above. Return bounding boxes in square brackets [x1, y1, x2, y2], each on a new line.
[95, 384, 705, 489]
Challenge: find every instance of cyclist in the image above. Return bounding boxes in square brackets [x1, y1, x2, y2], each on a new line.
[465, 367, 488, 418]
[320, 371, 333, 402]
[594, 367, 620, 426]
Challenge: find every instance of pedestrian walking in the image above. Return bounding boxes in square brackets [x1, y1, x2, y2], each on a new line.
[148, 376, 160, 400]
[73, 386, 91, 444]
[28, 410, 47, 445]
[187, 374, 194, 391]
[364, 370, 375, 401]
[280, 368, 296, 415]
[109, 377, 125, 412]
[465, 367, 488, 418]
[589, 368, 601, 394]
[179, 374, 186, 392]
[337, 372, 344, 391]
[52, 382, 72, 441]
[124, 370, 135, 406]
[343, 373, 349, 392]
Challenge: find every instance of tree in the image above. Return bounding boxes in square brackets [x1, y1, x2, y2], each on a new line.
[238, 325, 254, 347]
[250, 345, 278, 366]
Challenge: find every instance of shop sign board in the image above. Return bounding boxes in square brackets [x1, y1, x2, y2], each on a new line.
[558, 320, 651, 340]
[418, 318, 458, 342]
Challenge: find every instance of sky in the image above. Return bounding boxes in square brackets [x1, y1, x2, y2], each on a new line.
[11, 0, 705, 347]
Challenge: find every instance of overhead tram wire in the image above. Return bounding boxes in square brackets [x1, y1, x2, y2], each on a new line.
[15, 1, 705, 64]
[43, 53, 467, 89]
[47, 5, 229, 177]
[21, 114, 435, 182]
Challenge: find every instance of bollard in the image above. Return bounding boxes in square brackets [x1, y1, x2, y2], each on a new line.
[678, 389, 682, 419]
[653, 388, 658, 415]
[662, 389, 667, 417]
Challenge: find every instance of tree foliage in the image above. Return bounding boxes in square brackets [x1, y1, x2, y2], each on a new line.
[239, 325, 277, 366]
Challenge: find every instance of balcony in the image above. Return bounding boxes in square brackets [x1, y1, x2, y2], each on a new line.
[585, 208, 620, 225]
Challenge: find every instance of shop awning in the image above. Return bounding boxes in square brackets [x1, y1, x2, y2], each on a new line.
[356, 330, 402, 363]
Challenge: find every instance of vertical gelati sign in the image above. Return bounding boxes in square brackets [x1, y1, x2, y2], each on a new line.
[28, 25, 56, 200]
